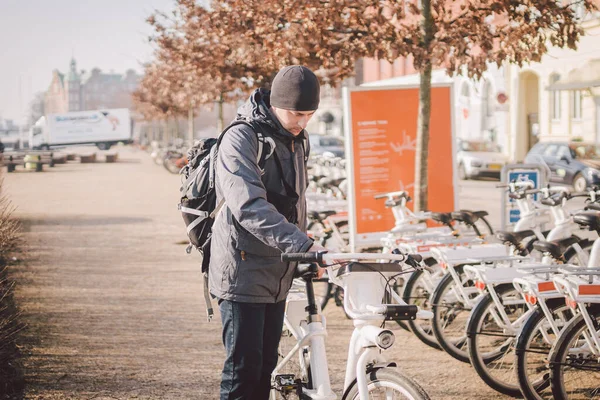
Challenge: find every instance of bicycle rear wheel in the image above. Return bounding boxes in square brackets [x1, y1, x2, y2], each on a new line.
[515, 299, 573, 400]
[549, 305, 600, 400]
[312, 277, 333, 311]
[343, 367, 430, 400]
[467, 284, 528, 396]
[431, 266, 478, 362]
[403, 265, 442, 350]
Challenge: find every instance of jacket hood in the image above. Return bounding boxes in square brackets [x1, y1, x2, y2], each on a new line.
[236, 89, 304, 141]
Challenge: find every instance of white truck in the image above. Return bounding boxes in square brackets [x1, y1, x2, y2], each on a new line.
[30, 108, 133, 150]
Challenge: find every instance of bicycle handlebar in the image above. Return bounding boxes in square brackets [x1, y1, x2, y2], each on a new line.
[374, 190, 407, 200]
[281, 251, 420, 264]
[282, 252, 324, 263]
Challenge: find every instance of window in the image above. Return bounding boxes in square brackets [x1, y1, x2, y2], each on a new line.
[461, 82, 470, 98]
[556, 145, 571, 160]
[481, 80, 495, 118]
[543, 144, 558, 158]
[550, 74, 561, 120]
[572, 90, 582, 120]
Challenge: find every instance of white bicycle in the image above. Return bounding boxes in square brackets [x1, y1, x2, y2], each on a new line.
[270, 251, 431, 400]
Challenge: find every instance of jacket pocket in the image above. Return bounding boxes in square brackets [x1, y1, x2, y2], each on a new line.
[234, 225, 282, 257]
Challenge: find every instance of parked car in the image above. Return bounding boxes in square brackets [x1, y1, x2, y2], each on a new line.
[309, 135, 345, 158]
[456, 139, 508, 180]
[524, 141, 600, 192]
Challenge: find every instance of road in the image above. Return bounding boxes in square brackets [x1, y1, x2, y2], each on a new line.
[3, 146, 513, 399]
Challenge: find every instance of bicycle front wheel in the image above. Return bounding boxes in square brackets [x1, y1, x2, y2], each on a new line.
[431, 266, 477, 362]
[343, 367, 430, 400]
[549, 305, 600, 400]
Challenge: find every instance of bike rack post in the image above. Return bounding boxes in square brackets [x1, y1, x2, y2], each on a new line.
[500, 163, 550, 231]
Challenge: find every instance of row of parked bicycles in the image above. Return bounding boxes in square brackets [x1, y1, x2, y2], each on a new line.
[148, 139, 188, 174]
[272, 153, 600, 400]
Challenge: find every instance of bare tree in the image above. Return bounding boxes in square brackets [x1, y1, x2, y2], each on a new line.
[383, 0, 598, 211]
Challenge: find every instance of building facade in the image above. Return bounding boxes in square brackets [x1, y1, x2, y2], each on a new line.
[506, 15, 600, 162]
[43, 58, 140, 116]
[357, 11, 600, 162]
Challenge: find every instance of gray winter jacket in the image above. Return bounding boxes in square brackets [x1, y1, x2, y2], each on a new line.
[208, 89, 314, 303]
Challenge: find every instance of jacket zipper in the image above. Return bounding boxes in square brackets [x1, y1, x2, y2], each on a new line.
[291, 140, 295, 153]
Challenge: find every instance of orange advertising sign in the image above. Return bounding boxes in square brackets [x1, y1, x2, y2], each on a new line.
[344, 85, 456, 248]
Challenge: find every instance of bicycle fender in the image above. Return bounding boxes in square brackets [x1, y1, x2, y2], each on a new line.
[340, 363, 397, 400]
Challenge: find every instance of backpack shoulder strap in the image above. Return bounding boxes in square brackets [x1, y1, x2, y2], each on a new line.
[217, 119, 274, 169]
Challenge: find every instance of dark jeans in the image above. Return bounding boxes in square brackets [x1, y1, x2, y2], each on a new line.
[219, 299, 286, 400]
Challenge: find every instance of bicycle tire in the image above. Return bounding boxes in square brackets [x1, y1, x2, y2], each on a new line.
[480, 215, 495, 236]
[549, 305, 600, 400]
[312, 278, 333, 311]
[431, 265, 477, 363]
[515, 299, 573, 400]
[342, 367, 430, 400]
[403, 264, 442, 350]
[562, 239, 594, 266]
[466, 284, 528, 396]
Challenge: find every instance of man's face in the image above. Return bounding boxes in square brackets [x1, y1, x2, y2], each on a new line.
[271, 107, 316, 136]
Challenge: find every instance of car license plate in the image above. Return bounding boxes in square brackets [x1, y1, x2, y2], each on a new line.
[489, 164, 502, 170]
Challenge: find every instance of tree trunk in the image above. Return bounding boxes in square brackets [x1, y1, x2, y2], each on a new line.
[164, 119, 171, 146]
[217, 92, 224, 134]
[414, 0, 434, 212]
[188, 106, 195, 146]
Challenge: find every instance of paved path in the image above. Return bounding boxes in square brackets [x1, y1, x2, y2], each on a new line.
[4, 146, 508, 399]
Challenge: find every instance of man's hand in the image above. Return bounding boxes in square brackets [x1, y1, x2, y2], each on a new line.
[308, 242, 329, 279]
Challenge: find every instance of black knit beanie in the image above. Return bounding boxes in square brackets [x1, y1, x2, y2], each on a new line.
[270, 66, 320, 111]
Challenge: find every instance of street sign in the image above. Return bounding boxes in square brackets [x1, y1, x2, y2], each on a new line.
[500, 164, 550, 230]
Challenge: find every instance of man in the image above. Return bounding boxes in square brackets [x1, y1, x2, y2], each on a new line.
[209, 65, 327, 400]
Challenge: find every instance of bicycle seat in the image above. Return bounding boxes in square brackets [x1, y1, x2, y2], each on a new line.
[540, 192, 568, 206]
[573, 211, 600, 232]
[450, 210, 480, 225]
[585, 202, 600, 212]
[532, 236, 580, 260]
[431, 212, 452, 225]
[472, 210, 489, 219]
[335, 262, 402, 278]
[495, 230, 535, 246]
[329, 177, 346, 187]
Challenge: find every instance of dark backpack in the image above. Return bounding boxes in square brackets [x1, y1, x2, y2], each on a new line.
[178, 119, 274, 319]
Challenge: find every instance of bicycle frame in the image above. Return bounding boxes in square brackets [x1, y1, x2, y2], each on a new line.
[553, 270, 600, 357]
[272, 252, 430, 400]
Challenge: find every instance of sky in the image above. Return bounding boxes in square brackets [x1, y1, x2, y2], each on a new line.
[0, 0, 180, 124]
